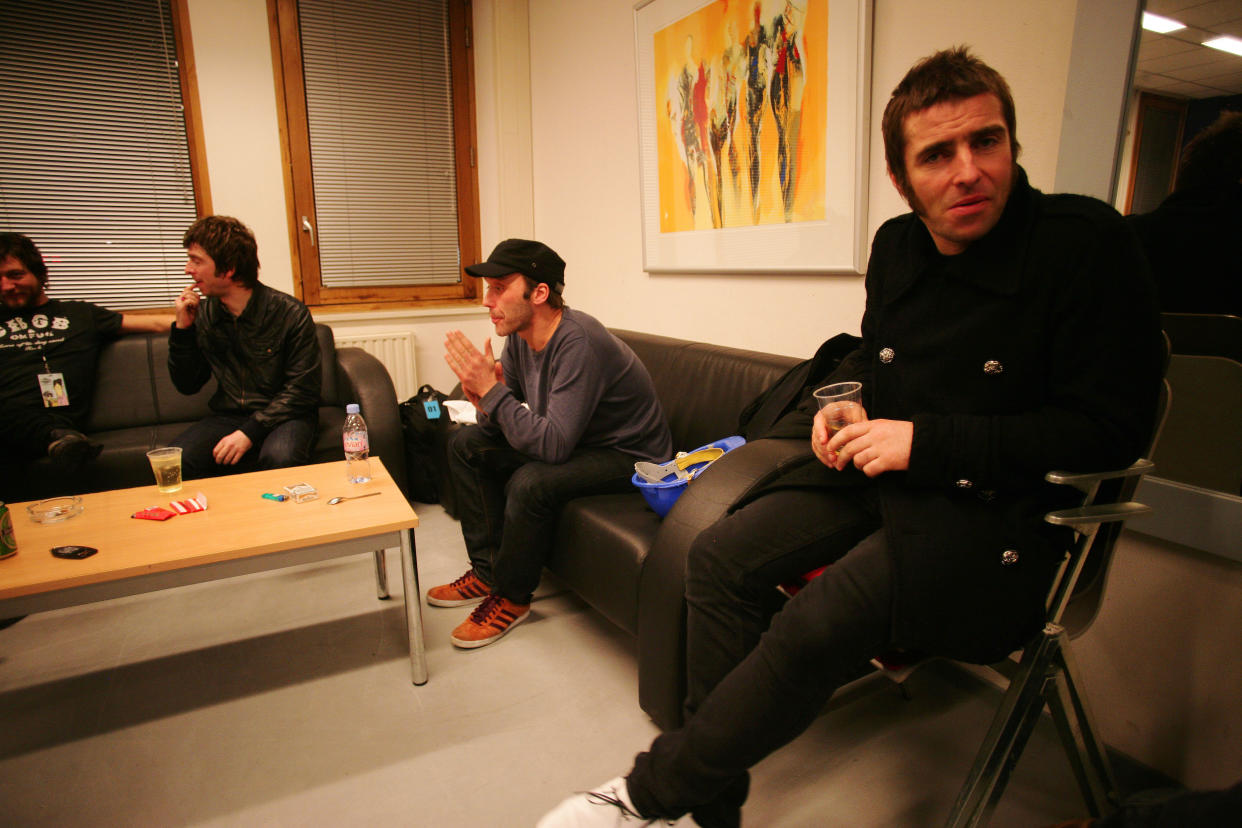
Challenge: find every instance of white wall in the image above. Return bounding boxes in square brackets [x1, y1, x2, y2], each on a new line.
[185, 0, 294, 298]
[520, 0, 1076, 361]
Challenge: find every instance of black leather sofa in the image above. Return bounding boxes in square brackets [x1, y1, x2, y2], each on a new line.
[14, 324, 407, 502]
[547, 329, 804, 731]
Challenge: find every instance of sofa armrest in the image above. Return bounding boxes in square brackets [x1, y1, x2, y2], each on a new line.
[336, 347, 407, 496]
[636, 437, 814, 730]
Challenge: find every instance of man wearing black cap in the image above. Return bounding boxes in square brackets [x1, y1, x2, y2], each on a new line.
[429, 238, 673, 649]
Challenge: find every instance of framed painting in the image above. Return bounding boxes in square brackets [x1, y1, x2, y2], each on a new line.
[634, 0, 871, 274]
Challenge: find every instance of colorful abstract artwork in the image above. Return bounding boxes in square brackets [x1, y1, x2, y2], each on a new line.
[653, 0, 826, 232]
[635, 0, 869, 273]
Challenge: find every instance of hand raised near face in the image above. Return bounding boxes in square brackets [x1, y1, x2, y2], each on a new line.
[175, 285, 201, 329]
[444, 330, 501, 406]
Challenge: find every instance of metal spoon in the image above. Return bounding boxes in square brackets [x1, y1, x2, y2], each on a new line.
[327, 491, 383, 505]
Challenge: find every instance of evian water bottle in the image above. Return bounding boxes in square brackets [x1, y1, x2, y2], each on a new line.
[343, 403, 372, 483]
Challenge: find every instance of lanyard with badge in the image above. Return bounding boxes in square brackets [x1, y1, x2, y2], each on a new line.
[36, 342, 70, 408]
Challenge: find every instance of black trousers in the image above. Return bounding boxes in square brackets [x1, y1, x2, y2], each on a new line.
[628, 484, 890, 828]
[0, 403, 78, 502]
[0, 402, 76, 462]
[446, 425, 637, 604]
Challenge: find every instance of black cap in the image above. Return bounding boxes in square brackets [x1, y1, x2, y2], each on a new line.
[464, 239, 566, 294]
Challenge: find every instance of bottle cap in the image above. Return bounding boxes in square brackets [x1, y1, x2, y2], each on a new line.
[346, 403, 360, 414]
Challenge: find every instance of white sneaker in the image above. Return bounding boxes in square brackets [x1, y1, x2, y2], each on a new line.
[537, 776, 684, 827]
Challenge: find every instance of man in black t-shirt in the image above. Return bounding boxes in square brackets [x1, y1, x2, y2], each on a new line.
[0, 233, 172, 492]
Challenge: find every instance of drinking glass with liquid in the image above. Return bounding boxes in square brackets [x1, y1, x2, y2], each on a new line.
[146, 447, 183, 494]
[813, 381, 865, 435]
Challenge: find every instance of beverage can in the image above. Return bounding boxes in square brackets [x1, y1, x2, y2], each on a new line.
[0, 502, 17, 560]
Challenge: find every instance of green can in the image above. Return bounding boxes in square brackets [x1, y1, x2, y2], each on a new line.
[0, 501, 16, 560]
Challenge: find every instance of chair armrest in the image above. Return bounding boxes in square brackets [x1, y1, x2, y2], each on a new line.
[1045, 459, 1154, 491]
[1045, 501, 1153, 527]
[637, 437, 813, 730]
[336, 347, 407, 496]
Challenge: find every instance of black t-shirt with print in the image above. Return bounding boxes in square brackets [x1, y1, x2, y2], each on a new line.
[0, 299, 123, 427]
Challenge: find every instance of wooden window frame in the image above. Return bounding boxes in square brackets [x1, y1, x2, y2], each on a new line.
[175, 0, 213, 221]
[269, 0, 481, 310]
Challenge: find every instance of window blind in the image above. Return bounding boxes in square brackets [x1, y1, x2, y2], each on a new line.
[0, 0, 199, 310]
[298, 0, 462, 288]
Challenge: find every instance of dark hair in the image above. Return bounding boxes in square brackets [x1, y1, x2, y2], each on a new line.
[521, 275, 565, 310]
[0, 232, 49, 286]
[182, 215, 260, 288]
[882, 46, 1021, 199]
[1176, 110, 1242, 194]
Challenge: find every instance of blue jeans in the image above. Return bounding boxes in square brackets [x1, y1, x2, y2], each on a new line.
[172, 412, 317, 481]
[447, 425, 638, 604]
[628, 485, 890, 828]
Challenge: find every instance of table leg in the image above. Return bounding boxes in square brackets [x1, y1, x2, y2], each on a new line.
[373, 549, 390, 600]
[398, 528, 428, 685]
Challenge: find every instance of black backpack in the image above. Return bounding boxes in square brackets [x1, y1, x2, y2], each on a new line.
[398, 384, 453, 503]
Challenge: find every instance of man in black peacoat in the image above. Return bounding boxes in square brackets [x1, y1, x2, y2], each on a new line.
[539, 47, 1164, 828]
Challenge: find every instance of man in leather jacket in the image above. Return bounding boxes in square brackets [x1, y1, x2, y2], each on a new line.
[540, 47, 1163, 828]
[168, 215, 320, 480]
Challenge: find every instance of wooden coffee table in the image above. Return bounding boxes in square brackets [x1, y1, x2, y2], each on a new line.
[0, 457, 427, 685]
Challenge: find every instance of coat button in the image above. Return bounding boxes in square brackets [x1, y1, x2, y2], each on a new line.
[1001, 549, 1020, 565]
[955, 479, 974, 489]
[983, 360, 1003, 375]
[880, 347, 895, 364]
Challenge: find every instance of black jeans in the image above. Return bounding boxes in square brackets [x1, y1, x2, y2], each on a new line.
[628, 485, 890, 828]
[171, 412, 317, 481]
[0, 403, 79, 501]
[447, 425, 637, 604]
[0, 402, 76, 461]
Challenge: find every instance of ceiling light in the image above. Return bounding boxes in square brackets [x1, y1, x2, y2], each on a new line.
[1203, 35, 1242, 57]
[1142, 11, 1185, 33]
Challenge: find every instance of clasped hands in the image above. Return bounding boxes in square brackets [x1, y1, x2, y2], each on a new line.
[444, 330, 503, 406]
[812, 405, 913, 477]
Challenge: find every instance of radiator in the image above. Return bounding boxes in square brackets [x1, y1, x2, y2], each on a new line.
[335, 331, 418, 402]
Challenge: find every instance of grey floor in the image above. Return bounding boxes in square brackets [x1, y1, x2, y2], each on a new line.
[1, 503, 1110, 826]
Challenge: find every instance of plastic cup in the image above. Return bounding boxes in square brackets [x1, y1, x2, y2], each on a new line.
[147, 447, 183, 494]
[812, 382, 865, 435]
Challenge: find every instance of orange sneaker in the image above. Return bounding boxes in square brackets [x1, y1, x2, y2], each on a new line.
[450, 594, 530, 649]
[426, 569, 491, 608]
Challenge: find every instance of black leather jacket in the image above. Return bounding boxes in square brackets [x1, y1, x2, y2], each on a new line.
[168, 283, 321, 444]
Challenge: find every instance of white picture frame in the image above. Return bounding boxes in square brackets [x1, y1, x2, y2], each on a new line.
[634, 0, 872, 274]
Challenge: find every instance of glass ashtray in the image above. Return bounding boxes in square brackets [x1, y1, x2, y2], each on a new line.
[27, 495, 84, 523]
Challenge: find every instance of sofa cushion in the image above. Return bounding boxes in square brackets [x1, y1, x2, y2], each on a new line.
[82, 335, 161, 432]
[313, 405, 346, 463]
[613, 329, 798, 451]
[315, 325, 339, 406]
[550, 493, 663, 634]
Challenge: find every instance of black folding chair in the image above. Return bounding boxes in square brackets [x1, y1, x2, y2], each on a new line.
[942, 375, 1171, 827]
